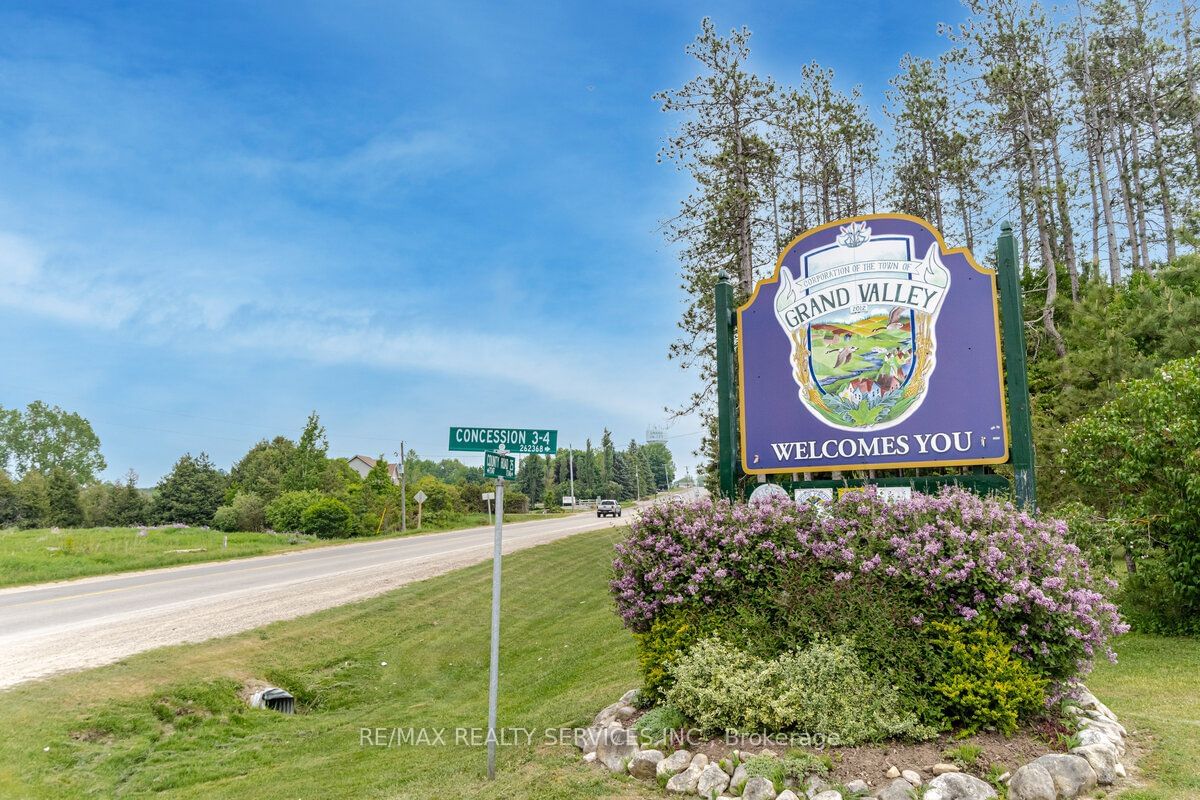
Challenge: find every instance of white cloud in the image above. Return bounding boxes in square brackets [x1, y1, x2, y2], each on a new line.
[0, 229, 682, 420]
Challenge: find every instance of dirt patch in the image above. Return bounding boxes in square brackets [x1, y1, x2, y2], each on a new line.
[68, 728, 114, 744]
[662, 729, 1065, 788]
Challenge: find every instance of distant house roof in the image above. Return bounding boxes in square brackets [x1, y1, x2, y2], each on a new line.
[348, 454, 400, 483]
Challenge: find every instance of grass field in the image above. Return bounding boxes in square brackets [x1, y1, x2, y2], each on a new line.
[1088, 634, 1200, 800]
[0, 512, 549, 589]
[0, 528, 1194, 799]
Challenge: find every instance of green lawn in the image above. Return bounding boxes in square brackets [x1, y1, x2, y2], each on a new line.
[1087, 634, 1200, 800]
[0, 528, 1194, 800]
[0, 512, 549, 589]
[0, 528, 656, 799]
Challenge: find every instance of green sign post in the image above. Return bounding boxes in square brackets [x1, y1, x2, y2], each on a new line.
[448, 426, 557, 454]
[483, 450, 516, 480]
[449, 425, 556, 781]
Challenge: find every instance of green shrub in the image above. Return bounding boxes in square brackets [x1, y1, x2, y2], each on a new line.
[1119, 555, 1200, 635]
[266, 490, 324, 533]
[300, 497, 355, 539]
[211, 505, 239, 532]
[926, 620, 1048, 735]
[230, 492, 265, 532]
[1066, 355, 1200, 630]
[631, 705, 687, 745]
[633, 607, 725, 702]
[665, 637, 925, 743]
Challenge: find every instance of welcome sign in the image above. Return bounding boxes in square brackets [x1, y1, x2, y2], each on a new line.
[738, 214, 1009, 473]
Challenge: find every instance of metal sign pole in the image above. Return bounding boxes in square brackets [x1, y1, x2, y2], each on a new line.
[486, 451, 505, 781]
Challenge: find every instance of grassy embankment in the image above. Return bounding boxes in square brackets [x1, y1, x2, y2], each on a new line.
[0, 511, 549, 588]
[0, 528, 1194, 799]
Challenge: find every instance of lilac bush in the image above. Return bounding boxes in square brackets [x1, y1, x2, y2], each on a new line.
[611, 487, 1126, 682]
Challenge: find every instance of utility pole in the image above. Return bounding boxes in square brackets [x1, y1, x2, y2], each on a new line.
[568, 444, 575, 508]
[636, 463, 641, 502]
[399, 442, 407, 532]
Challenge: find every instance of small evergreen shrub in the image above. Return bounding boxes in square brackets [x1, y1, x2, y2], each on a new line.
[926, 620, 1048, 735]
[300, 497, 355, 539]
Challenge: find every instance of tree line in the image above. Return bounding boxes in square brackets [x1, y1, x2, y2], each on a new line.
[514, 431, 676, 505]
[661, 2, 1200, 418]
[0, 406, 675, 535]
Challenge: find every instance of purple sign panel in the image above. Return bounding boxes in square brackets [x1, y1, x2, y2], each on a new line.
[738, 214, 1009, 474]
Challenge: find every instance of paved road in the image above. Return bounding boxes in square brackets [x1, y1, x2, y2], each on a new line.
[0, 501, 674, 689]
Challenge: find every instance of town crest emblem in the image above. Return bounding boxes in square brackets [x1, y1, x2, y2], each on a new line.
[772, 220, 950, 430]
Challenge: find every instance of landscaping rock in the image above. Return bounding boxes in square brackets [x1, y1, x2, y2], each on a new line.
[582, 751, 596, 764]
[730, 763, 750, 792]
[846, 779, 869, 795]
[931, 763, 961, 775]
[901, 769, 922, 786]
[698, 763, 732, 797]
[575, 726, 601, 755]
[592, 701, 624, 727]
[1071, 742, 1119, 784]
[876, 777, 917, 800]
[1075, 688, 1118, 722]
[811, 791, 843, 800]
[743, 776, 779, 800]
[666, 764, 704, 794]
[619, 688, 639, 706]
[1115, 762, 1127, 778]
[1076, 726, 1125, 755]
[614, 704, 638, 723]
[777, 792, 802, 800]
[885, 766, 901, 779]
[594, 726, 638, 773]
[1007, 764, 1056, 800]
[657, 749, 693, 778]
[692, 753, 711, 770]
[628, 749, 663, 780]
[1031, 754, 1098, 798]
[924, 772, 997, 800]
[805, 775, 830, 796]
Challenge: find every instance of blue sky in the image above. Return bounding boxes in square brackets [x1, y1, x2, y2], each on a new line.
[0, 0, 963, 483]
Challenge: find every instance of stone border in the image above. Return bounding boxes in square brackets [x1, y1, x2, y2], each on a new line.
[576, 686, 1131, 800]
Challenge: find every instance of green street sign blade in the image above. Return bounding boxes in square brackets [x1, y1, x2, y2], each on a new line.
[483, 450, 517, 480]
[448, 426, 558, 454]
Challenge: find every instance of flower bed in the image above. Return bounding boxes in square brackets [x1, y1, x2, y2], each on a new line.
[611, 488, 1127, 737]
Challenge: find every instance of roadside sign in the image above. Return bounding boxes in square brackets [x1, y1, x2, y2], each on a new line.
[483, 450, 517, 480]
[449, 426, 557, 454]
[413, 489, 428, 529]
[481, 491, 495, 501]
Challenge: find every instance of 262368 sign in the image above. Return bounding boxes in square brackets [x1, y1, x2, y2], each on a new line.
[737, 214, 1010, 474]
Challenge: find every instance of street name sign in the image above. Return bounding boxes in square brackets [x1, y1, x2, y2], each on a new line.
[483, 450, 517, 480]
[737, 215, 1009, 474]
[449, 426, 557, 454]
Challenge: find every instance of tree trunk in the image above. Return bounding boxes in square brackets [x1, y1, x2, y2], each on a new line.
[1142, 58, 1177, 261]
[1107, 91, 1141, 273]
[1019, 99, 1067, 357]
[1182, 0, 1200, 175]
[1077, 3, 1123, 284]
[1087, 139, 1101, 280]
[1127, 103, 1154, 274]
[1050, 132, 1078, 301]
